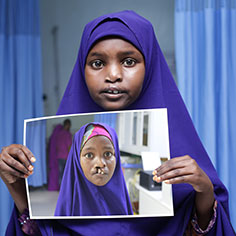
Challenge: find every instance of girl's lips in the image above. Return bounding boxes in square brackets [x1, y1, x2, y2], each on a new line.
[101, 87, 126, 94]
[101, 93, 125, 101]
[92, 168, 108, 175]
[101, 89, 127, 101]
[104, 90, 123, 94]
[94, 173, 108, 176]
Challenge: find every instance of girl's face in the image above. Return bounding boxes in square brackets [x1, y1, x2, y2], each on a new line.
[80, 135, 116, 186]
[85, 38, 145, 110]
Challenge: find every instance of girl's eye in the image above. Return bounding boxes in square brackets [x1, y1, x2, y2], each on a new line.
[123, 58, 136, 67]
[91, 60, 104, 69]
[85, 153, 94, 159]
[104, 151, 113, 158]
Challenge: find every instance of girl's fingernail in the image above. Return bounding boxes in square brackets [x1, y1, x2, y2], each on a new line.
[156, 177, 161, 182]
[164, 180, 170, 184]
[24, 174, 28, 178]
[31, 157, 36, 162]
[28, 165, 34, 171]
[153, 176, 161, 182]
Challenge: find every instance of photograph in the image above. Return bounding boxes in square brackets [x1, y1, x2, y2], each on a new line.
[24, 109, 173, 219]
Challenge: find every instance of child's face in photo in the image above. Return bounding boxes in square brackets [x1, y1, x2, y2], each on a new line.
[80, 135, 116, 186]
[85, 38, 145, 110]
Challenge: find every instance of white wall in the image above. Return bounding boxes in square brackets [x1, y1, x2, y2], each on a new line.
[40, 0, 175, 116]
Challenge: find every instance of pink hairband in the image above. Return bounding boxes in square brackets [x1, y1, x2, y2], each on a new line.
[81, 124, 113, 150]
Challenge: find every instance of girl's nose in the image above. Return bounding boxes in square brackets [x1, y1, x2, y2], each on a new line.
[105, 64, 123, 83]
[95, 156, 106, 168]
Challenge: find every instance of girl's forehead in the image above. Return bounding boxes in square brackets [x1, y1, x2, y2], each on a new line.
[90, 37, 138, 51]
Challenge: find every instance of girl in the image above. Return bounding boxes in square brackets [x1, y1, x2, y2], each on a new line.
[54, 123, 133, 216]
[1, 10, 235, 235]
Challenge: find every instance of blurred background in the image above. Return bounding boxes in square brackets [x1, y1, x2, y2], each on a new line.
[0, 0, 235, 234]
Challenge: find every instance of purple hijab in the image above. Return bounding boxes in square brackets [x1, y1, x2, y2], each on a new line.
[54, 122, 133, 216]
[6, 10, 235, 235]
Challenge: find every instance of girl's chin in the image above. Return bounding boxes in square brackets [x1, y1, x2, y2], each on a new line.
[98, 101, 130, 111]
[93, 181, 107, 186]
[92, 177, 110, 186]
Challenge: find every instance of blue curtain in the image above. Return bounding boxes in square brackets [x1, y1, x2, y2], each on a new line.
[175, 0, 236, 230]
[94, 113, 117, 130]
[0, 0, 43, 235]
[26, 120, 47, 187]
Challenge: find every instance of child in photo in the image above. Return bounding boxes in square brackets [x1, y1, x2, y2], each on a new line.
[54, 123, 133, 216]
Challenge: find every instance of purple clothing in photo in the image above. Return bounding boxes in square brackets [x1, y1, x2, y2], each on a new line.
[47, 124, 63, 191]
[6, 10, 235, 236]
[47, 124, 72, 191]
[54, 122, 133, 216]
[56, 129, 72, 160]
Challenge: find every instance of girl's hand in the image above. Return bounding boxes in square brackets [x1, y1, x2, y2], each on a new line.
[153, 155, 215, 230]
[152, 155, 213, 193]
[0, 144, 35, 184]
